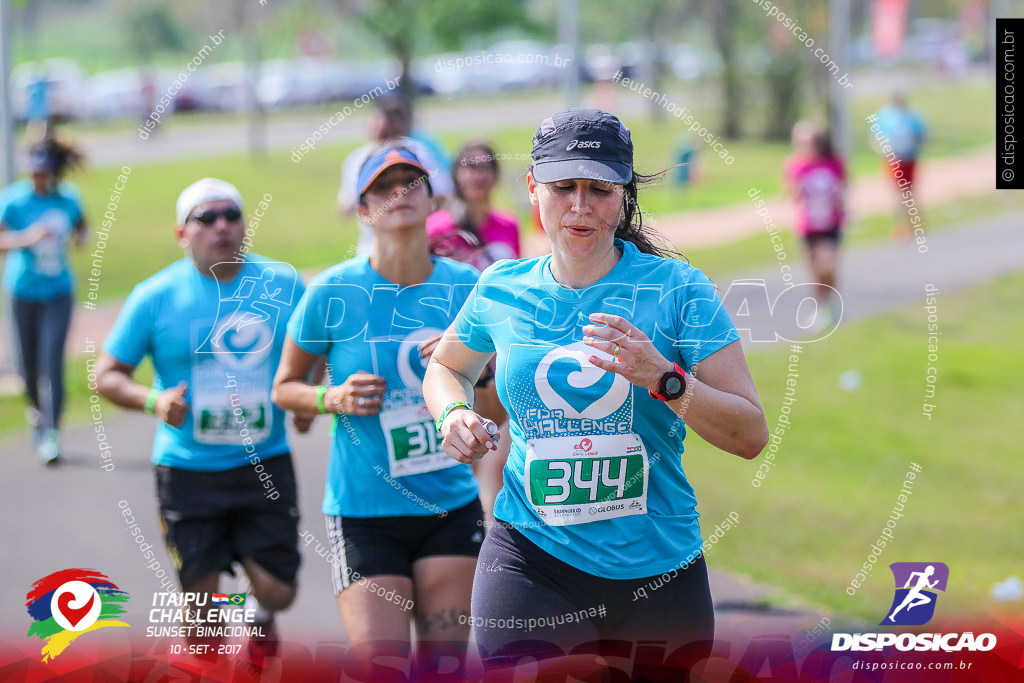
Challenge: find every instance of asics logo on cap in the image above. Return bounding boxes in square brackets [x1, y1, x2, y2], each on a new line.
[566, 139, 601, 151]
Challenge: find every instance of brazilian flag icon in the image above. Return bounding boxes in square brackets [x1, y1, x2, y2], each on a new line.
[228, 593, 247, 605]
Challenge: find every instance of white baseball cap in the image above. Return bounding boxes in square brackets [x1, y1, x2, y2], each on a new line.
[176, 177, 244, 225]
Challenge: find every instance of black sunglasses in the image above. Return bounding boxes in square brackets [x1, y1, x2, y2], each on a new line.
[188, 207, 242, 225]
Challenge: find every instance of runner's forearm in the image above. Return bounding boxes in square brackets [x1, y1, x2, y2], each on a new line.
[424, 359, 476, 421]
[94, 367, 151, 412]
[272, 379, 327, 418]
[665, 377, 768, 460]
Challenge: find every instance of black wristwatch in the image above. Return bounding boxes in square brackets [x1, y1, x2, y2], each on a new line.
[649, 363, 687, 402]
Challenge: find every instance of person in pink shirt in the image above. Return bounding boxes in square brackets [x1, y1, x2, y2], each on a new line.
[784, 123, 846, 328]
[426, 142, 520, 520]
[426, 142, 520, 272]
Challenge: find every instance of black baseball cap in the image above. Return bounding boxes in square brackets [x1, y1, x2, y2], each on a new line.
[28, 144, 57, 174]
[530, 108, 633, 185]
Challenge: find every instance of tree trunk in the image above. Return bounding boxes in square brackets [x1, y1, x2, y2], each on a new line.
[236, 0, 265, 159]
[710, 0, 742, 139]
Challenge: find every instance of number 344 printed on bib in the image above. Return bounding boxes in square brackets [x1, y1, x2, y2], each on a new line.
[526, 433, 649, 526]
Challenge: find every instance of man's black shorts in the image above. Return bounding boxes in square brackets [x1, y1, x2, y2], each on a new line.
[156, 453, 300, 588]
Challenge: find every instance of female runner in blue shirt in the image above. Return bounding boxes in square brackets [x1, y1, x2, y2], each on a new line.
[424, 109, 769, 675]
[0, 136, 87, 463]
[273, 145, 488, 677]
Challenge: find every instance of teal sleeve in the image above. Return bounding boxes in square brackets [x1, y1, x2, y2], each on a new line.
[103, 286, 156, 367]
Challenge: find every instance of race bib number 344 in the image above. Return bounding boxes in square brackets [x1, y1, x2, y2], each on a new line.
[525, 433, 648, 526]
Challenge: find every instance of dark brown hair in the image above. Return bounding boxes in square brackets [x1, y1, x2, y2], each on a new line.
[30, 135, 85, 180]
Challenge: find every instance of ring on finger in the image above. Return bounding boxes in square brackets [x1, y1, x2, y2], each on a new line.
[612, 343, 620, 358]
[358, 396, 367, 407]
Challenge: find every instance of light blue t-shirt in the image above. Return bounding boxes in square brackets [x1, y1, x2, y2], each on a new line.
[875, 105, 927, 160]
[287, 255, 480, 518]
[453, 240, 740, 580]
[104, 256, 304, 471]
[1, 179, 84, 302]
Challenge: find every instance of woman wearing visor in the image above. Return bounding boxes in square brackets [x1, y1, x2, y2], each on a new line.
[274, 145, 487, 677]
[424, 109, 768, 673]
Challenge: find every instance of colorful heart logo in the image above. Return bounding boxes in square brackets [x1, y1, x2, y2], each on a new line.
[56, 591, 94, 628]
[50, 581, 101, 632]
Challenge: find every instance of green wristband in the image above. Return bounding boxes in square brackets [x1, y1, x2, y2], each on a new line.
[316, 385, 329, 414]
[435, 401, 470, 432]
[144, 388, 160, 415]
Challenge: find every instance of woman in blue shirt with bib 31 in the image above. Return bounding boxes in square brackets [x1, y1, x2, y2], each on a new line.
[424, 108, 769, 675]
[273, 145, 487, 678]
[0, 137, 87, 464]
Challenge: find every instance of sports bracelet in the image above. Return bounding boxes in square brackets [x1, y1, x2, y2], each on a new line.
[315, 385, 329, 414]
[144, 388, 160, 415]
[435, 401, 470, 432]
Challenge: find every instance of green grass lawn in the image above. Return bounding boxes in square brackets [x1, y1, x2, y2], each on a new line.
[684, 270, 1023, 624]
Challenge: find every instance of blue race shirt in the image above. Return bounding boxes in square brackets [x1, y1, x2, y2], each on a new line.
[104, 256, 303, 471]
[875, 105, 927, 160]
[1, 179, 83, 301]
[452, 240, 740, 579]
[287, 255, 480, 518]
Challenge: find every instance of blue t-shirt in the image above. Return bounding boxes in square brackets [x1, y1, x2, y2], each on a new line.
[1, 179, 84, 302]
[287, 255, 480, 518]
[104, 256, 304, 471]
[453, 240, 739, 579]
[875, 105, 927, 160]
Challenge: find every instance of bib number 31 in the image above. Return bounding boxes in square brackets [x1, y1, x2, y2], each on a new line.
[380, 403, 457, 478]
[525, 433, 648, 526]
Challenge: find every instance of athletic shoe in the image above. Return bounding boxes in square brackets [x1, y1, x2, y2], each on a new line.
[26, 408, 43, 448]
[242, 614, 279, 668]
[37, 429, 60, 465]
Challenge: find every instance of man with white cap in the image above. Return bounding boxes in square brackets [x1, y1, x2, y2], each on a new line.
[94, 178, 308, 664]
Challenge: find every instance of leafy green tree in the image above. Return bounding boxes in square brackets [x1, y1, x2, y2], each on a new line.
[118, 1, 186, 62]
[337, 0, 535, 104]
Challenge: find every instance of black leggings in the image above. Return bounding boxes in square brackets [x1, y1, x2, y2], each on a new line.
[12, 294, 71, 431]
[471, 520, 714, 675]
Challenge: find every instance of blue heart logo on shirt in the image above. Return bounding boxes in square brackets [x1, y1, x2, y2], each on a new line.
[547, 355, 615, 415]
[396, 328, 443, 389]
[534, 342, 631, 420]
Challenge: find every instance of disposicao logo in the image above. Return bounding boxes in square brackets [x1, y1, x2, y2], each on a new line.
[883, 561, 948, 626]
[25, 569, 130, 662]
[832, 561, 997, 653]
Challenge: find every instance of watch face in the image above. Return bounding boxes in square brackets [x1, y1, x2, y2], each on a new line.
[665, 376, 682, 395]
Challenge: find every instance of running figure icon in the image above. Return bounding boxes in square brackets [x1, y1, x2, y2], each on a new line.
[887, 565, 938, 622]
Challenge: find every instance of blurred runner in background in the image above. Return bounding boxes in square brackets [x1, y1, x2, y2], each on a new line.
[426, 140, 519, 520]
[426, 141, 520, 270]
[0, 134, 88, 464]
[785, 122, 846, 331]
[872, 90, 927, 242]
[94, 178, 308, 665]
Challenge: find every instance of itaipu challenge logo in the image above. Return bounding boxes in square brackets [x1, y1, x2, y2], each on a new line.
[882, 561, 949, 626]
[25, 569, 130, 661]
